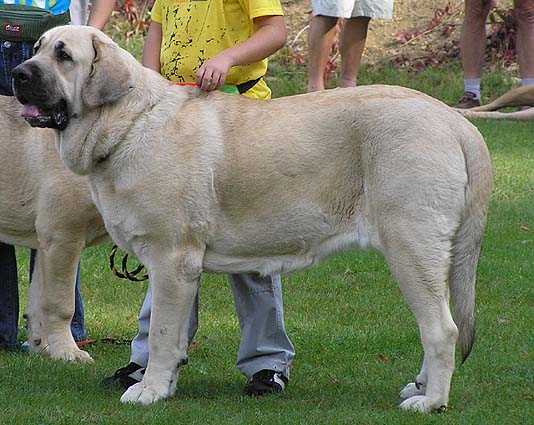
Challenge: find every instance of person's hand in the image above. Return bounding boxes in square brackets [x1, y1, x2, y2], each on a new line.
[195, 52, 234, 92]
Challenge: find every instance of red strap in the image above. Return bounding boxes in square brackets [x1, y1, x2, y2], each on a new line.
[172, 82, 197, 87]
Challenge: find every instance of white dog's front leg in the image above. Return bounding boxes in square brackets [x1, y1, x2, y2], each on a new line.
[29, 247, 92, 362]
[24, 262, 48, 355]
[121, 249, 201, 405]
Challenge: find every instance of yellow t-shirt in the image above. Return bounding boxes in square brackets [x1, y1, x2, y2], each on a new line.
[150, 0, 284, 99]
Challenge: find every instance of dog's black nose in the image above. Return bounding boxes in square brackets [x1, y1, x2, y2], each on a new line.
[12, 63, 32, 84]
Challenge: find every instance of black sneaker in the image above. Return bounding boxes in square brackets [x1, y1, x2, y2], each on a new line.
[454, 92, 481, 109]
[100, 362, 145, 389]
[244, 369, 288, 396]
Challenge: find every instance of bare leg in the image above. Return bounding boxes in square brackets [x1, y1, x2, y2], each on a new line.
[459, 0, 494, 79]
[307, 15, 339, 92]
[515, 0, 534, 79]
[338, 17, 370, 87]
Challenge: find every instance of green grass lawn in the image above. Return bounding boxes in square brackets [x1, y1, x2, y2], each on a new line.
[1, 58, 533, 424]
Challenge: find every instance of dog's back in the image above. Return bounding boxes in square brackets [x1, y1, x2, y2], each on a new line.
[198, 87, 492, 280]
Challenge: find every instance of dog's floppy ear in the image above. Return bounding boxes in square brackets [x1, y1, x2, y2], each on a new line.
[83, 35, 133, 108]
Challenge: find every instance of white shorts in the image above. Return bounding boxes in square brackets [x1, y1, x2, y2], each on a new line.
[311, 0, 394, 19]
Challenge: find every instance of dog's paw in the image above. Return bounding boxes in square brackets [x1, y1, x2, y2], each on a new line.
[120, 382, 171, 405]
[399, 395, 447, 413]
[49, 346, 93, 363]
[399, 382, 426, 400]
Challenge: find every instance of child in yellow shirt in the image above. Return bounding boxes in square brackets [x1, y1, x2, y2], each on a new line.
[142, 0, 286, 99]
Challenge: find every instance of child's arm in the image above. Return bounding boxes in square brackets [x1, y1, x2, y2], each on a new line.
[142, 21, 163, 73]
[196, 15, 286, 92]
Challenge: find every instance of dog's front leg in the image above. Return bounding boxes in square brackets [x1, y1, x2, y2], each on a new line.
[121, 247, 202, 405]
[25, 255, 48, 355]
[28, 246, 92, 362]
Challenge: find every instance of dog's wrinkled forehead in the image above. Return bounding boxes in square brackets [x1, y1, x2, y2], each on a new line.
[31, 35, 78, 70]
[33, 26, 108, 60]
[35, 38, 65, 54]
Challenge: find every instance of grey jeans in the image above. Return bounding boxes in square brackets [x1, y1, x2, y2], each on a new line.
[130, 273, 294, 379]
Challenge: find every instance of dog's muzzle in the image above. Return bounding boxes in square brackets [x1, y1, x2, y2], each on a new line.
[12, 62, 69, 130]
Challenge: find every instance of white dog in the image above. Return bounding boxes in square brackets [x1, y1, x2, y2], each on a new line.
[12, 26, 492, 413]
[0, 96, 107, 361]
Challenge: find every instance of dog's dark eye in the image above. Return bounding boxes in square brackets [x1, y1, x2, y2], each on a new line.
[57, 50, 72, 61]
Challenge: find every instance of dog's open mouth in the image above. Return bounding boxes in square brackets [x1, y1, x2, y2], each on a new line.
[18, 99, 68, 130]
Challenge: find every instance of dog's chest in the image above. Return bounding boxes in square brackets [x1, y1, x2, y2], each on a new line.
[87, 178, 147, 253]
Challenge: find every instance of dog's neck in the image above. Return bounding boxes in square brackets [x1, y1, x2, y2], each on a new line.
[55, 107, 119, 175]
[56, 70, 168, 176]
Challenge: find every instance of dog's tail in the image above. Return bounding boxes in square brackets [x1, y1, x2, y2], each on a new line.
[450, 126, 492, 363]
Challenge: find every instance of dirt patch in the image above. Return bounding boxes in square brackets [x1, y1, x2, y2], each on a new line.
[281, 0, 514, 67]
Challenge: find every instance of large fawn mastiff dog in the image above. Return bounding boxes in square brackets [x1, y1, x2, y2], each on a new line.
[12, 26, 492, 412]
[0, 96, 107, 361]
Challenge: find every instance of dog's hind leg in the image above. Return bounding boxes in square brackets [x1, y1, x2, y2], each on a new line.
[382, 230, 458, 413]
[120, 245, 202, 405]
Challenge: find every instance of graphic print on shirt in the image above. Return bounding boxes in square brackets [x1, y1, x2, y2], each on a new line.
[158, 0, 257, 84]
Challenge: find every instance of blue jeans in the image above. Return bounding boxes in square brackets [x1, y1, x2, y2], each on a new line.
[0, 243, 19, 349]
[0, 247, 86, 348]
[0, 39, 86, 347]
[0, 40, 32, 96]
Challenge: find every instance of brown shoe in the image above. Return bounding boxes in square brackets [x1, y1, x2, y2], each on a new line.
[454, 92, 481, 109]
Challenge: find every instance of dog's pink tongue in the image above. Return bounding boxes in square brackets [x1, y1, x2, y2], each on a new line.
[20, 104, 41, 118]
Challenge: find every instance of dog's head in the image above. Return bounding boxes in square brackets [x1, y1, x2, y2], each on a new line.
[12, 25, 134, 130]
